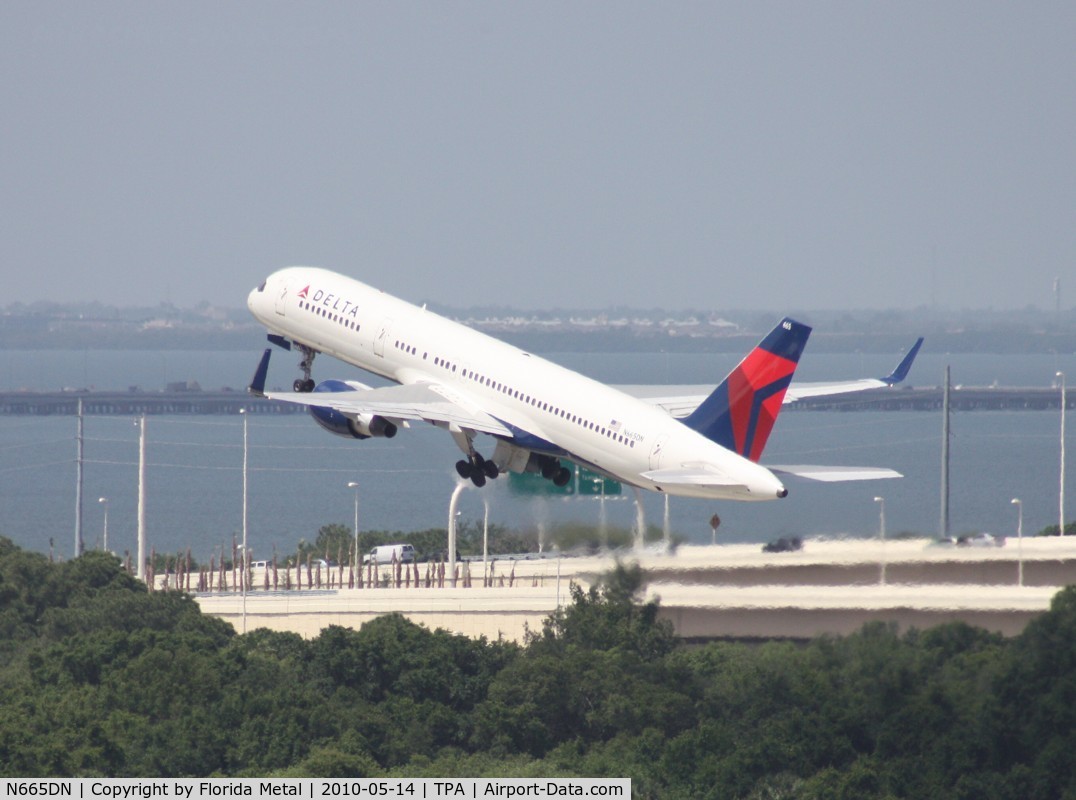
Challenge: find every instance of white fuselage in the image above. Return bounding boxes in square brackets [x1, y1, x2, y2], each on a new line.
[247, 267, 787, 501]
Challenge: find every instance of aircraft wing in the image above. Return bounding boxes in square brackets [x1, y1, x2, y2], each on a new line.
[618, 337, 923, 419]
[262, 382, 513, 437]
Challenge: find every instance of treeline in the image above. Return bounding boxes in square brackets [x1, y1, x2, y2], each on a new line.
[2, 536, 1076, 797]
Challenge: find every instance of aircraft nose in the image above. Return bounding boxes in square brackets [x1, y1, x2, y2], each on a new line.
[247, 280, 267, 313]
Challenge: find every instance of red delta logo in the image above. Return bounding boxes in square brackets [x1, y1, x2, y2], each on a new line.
[297, 285, 310, 299]
[726, 348, 797, 462]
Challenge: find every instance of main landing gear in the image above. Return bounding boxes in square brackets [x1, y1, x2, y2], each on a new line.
[293, 345, 317, 393]
[451, 429, 501, 488]
[538, 455, 572, 488]
[456, 452, 499, 488]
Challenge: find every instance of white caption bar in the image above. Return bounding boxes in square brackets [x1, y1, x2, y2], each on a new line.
[0, 779, 631, 800]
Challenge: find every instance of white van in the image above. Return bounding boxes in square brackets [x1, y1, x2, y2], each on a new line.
[364, 543, 416, 565]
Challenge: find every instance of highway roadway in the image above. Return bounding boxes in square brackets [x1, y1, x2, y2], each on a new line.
[192, 537, 1076, 641]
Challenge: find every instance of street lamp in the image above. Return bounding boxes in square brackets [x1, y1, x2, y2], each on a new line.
[98, 497, 109, 552]
[347, 481, 360, 567]
[598, 480, 608, 551]
[482, 496, 490, 574]
[447, 482, 466, 587]
[135, 415, 146, 582]
[239, 408, 249, 591]
[663, 494, 671, 551]
[874, 496, 886, 586]
[1012, 498, 1024, 586]
[1058, 371, 1067, 536]
[237, 543, 248, 633]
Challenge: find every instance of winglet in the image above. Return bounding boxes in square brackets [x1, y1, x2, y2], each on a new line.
[881, 337, 924, 385]
[248, 349, 271, 397]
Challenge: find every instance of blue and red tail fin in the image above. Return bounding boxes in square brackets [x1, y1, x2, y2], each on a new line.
[684, 318, 811, 461]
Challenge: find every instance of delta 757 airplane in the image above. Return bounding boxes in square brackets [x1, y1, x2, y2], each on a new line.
[247, 267, 922, 502]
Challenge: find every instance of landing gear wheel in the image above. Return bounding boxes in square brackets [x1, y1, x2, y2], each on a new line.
[455, 460, 473, 479]
[553, 467, 572, 487]
[294, 345, 318, 393]
[482, 460, 500, 479]
[470, 472, 486, 488]
[540, 460, 558, 480]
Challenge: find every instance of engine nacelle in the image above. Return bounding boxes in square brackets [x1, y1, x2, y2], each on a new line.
[307, 380, 399, 440]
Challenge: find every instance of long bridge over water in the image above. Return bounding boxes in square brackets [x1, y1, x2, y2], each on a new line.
[0, 390, 298, 415]
[0, 386, 1070, 416]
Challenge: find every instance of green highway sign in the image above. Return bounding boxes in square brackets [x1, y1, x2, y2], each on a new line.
[507, 461, 622, 497]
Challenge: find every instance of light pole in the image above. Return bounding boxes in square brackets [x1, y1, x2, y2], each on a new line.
[482, 496, 490, 574]
[1058, 371, 1067, 536]
[347, 481, 360, 567]
[1011, 498, 1024, 586]
[632, 487, 646, 551]
[448, 482, 466, 587]
[237, 543, 248, 633]
[663, 494, 671, 552]
[136, 414, 146, 582]
[874, 496, 886, 586]
[240, 409, 249, 592]
[75, 399, 84, 558]
[98, 497, 109, 552]
[598, 480, 608, 551]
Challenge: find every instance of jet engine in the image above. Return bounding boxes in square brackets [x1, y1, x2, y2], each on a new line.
[307, 380, 398, 440]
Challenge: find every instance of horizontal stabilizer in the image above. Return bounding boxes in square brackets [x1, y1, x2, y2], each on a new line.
[640, 467, 748, 489]
[768, 465, 902, 482]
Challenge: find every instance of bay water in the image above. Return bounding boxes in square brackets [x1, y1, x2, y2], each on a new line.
[1, 348, 1073, 561]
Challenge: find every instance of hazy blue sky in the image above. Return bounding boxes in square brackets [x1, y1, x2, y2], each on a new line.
[2, 3, 1073, 311]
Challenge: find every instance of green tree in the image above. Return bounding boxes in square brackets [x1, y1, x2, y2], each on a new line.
[530, 562, 677, 659]
[473, 563, 689, 762]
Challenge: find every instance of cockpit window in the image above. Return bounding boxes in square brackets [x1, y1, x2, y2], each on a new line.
[257, 281, 267, 292]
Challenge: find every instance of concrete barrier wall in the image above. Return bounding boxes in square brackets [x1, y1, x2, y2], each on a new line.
[188, 539, 1076, 641]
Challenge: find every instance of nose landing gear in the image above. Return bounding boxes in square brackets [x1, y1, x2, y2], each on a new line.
[293, 345, 317, 393]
